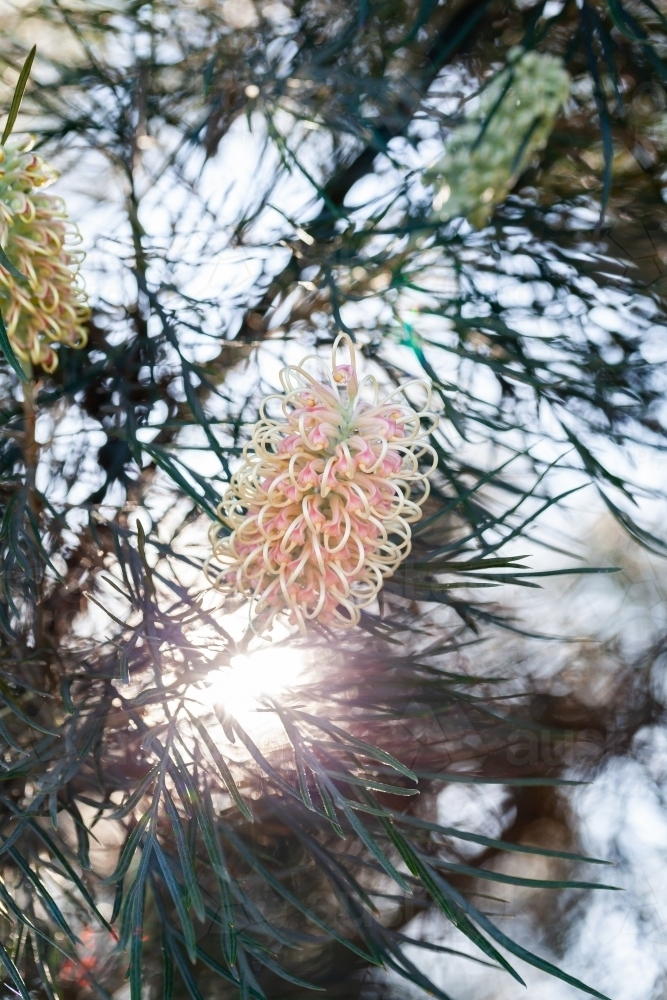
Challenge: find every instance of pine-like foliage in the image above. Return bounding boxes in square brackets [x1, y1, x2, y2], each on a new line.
[0, 2, 664, 999]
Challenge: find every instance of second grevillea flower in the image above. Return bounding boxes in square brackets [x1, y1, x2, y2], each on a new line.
[0, 135, 89, 372]
[208, 334, 438, 632]
[426, 48, 570, 228]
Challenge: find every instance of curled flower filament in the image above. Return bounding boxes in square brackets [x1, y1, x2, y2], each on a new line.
[208, 334, 438, 633]
[0, 136, 89, 372]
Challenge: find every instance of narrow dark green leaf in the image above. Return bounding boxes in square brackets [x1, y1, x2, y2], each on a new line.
[8, 848, 77, 944]
[242, 941, 325, 991]
[60, 679, 74, 714]
[30, 820, 112, 929]
[102, 810, 151, 884]
[322, 768, 419, 796]
[161, 930, 175, 1000]
[426, 866, 611, 999]
[30, 930, 58, 1000]
[1, 45, 36, 144]
[154, 841, 198, 963]
[605, 0, 646, 40]
[107, 763, 160, 820]
[170, 747, 236, 965]
[424, 853, 619, 890]
[0, 881, 47, 938]
[217, 817, 377, 963]
[164, 790, 206, 923]
[0, 245, 27, 284]
[0, 682, 57, 735]
[0, 312, 28, 382]
[0, 937, 30, 1000]
[414, 770, 584, 787]
[313, 773, 345, 837]
[165, 934, 206, 1000]
[0, 713, 22, 751]
[111, 881, 123, 924]
[296, 711, 417, 782]
[380, 823, 524, 983]
[394, 812, 612, 864]
[272, 707, 316, 812]
[231, 720, 303, 801]
[129, 876, 146, 1000]
[330, 791, 412, 893]
[600, 490, 667, 555]
[187, 713, 253, 820]
[120, 836, 153, 950]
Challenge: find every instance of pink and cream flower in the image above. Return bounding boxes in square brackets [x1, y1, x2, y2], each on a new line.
[0, 136, 89, 372]
[208, 334, 438, 633]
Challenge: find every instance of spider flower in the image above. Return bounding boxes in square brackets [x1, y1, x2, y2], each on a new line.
[0, 135, 89, 372]
[426, 48, 570, 227]
[208, 334, 438, 632]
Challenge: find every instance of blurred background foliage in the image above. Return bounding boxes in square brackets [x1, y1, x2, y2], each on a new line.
[0, 0, 665, 998]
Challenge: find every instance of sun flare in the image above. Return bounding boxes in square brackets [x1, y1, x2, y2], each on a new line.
[197, 645, 309, 745]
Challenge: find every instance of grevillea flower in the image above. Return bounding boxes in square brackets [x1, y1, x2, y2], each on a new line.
[426, 48, 570, 228]
[0, 135, 89, 372]
[208, 334, 438, 632]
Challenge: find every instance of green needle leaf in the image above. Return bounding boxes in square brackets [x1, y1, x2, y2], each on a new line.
[0, 312, 28, 383]
[1, 45, 36, 145]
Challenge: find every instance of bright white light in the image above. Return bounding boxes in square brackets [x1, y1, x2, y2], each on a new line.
[200, 646, 309, 746]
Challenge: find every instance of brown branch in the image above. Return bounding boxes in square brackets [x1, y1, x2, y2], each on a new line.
[234, 0, 490, 341]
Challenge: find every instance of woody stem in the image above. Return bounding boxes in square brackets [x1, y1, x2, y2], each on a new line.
[21, 360, 43, 649]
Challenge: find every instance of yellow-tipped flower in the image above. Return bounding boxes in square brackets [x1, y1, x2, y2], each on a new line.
[0, 135, 89, 372]
[208, 334, 438, 633]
